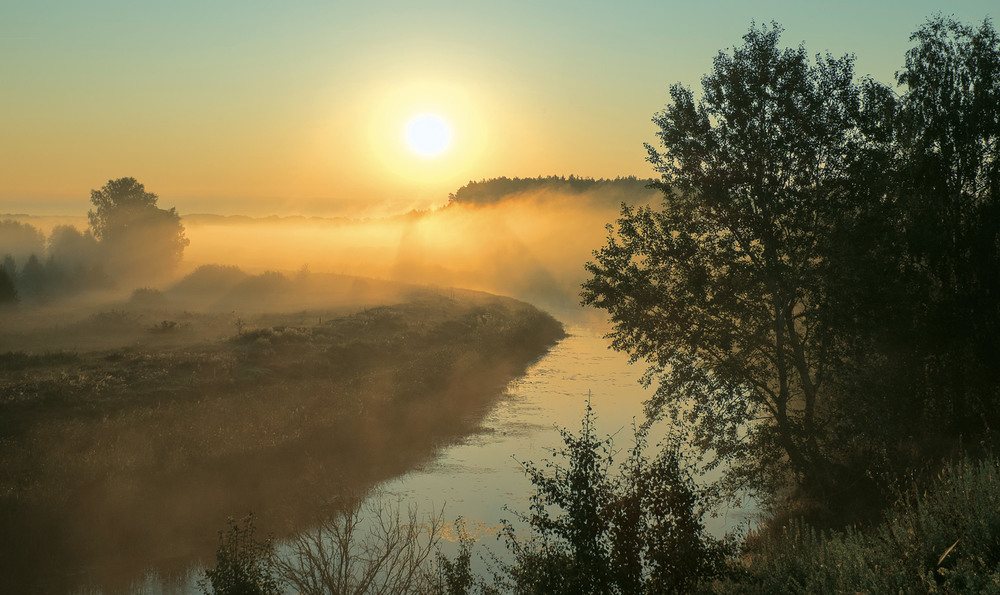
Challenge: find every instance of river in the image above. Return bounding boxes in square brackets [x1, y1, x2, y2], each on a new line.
[97, 320, 750, 593]
[376, 323, 751, 565]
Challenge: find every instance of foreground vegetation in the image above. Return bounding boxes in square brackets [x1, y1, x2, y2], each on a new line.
[0, 283, 564, 593]
[203, 403, 1000, 594]
[723, 455, 1000, 593]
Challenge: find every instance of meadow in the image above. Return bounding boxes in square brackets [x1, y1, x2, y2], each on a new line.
[0, 272, 564, 593]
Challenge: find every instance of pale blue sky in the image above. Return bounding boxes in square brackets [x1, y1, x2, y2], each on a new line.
[1, 1, 995, 215]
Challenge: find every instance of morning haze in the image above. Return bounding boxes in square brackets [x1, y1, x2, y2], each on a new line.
[2, 2, 999, 594]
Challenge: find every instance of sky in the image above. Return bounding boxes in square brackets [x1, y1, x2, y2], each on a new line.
[2, 0, 996, 217]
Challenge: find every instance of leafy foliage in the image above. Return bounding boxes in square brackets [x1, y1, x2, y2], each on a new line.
[583, 22, 887, 503]
[433, 520, 478, 595]
[582, 17, 1000, 526]
[200, 514, 280, 595]
[499, 399, 726, 594]
[885, 15, 1000, 452]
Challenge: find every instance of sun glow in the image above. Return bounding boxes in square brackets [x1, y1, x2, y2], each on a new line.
[404, 113, 452, 158]
[359, 79, 493, 193]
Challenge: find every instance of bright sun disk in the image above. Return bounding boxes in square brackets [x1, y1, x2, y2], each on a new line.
[404, 113, 452, 158]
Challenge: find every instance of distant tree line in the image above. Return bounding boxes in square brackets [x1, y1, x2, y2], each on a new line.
[447, 175, 658, 207]
[0, 177, 187, 305]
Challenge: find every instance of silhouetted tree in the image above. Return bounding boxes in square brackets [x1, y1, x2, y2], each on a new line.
[584, 17, 1000, 526]
[821, 16, 1000, 480]
[891, 16, 1000, 438]
[583, 23, 889, 501]
[0, 265, 17, 306]
[17, 254, 47, 301]
[88, 177, 189, 283]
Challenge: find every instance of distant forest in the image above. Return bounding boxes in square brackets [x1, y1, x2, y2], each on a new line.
[446, 175, 658, 207]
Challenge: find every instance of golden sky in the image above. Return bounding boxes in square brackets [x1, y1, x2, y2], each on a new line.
[1, 0, 996, 217]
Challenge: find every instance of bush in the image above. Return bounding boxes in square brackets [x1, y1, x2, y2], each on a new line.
[499, 398, 727, 594]
[433, 519, 479, 595]
[273, 491, 444, 595]
[200, 514, 280, 595]
[171, 264, 248, 296]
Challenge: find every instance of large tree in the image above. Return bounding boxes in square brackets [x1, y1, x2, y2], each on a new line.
[893, 16, 1000, 437]
[582, 23, 892, 502]
[88, 177, 189, 283]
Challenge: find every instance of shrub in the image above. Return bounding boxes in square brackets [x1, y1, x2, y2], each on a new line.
[433, 519, 478, 595]
[200, 514, 280, 595]
[499, 398, 727, 594]
[273, 491, 443, 595]
[171, 264, 248, 296]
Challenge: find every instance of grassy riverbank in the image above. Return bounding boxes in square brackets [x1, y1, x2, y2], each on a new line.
[0, 286, 565, 593]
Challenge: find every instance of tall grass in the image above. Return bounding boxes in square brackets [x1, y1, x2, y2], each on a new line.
[0, 291, 565, 593]
[722, 455, 1000, 593]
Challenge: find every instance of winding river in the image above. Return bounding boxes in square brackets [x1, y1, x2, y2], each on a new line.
[105, 319, 750, 593]
[377, 322, 751, 564]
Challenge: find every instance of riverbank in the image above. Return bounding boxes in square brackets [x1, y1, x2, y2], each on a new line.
[0, 289, 565, 593]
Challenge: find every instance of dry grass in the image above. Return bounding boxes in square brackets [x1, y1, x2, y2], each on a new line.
[0, 287, 565, 593]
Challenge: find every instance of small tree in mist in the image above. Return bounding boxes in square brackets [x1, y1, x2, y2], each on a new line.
[18, 254, 47, 301]
[47, 225, 101, 274]
[0, 265, 18, 306]
[0, 220, 45, 266]
[88, 177, 189, 283]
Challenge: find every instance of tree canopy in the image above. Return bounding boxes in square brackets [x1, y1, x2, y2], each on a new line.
[88, 177, 189, 282]
[583, 17, 1000, 521]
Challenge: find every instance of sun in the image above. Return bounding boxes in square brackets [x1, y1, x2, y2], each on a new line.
[403, 113, 453, 158]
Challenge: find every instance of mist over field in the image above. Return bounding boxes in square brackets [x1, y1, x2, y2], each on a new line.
[0, 176, 657, 592]
[2, 177, 658, 317]
[188, 193, 655, 311]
